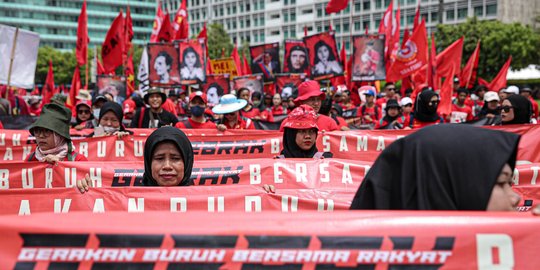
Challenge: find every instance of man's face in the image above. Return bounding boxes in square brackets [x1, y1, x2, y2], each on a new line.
[385, 85, 396, 98]
[458, 92, 467, 103]
[521, 91, 531, 98]
[264, 53, 272, 64]
[154, 56, 169, 76]
[302, 96, 322, 113]
[290, 50, 306, 70]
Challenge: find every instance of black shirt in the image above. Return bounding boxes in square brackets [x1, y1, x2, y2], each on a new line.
[130, 107, 179, 128]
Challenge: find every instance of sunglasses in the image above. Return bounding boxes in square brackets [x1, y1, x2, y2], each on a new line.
[500, 106, 513, 113]
[78, 110, 91, 114]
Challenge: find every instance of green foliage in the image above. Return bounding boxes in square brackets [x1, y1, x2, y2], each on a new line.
[436, 17, 540, 81]
[207, 23, 233, 59]
[239, 41, 251, 61]
[35, 46, 77, 86]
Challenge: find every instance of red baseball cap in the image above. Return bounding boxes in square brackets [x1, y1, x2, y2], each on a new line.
[189, 91, 208, 104]
[122, 99, 136, 114]
[294, 80, 326, 105]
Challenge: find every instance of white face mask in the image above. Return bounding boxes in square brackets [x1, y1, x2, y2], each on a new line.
[103, 126, 120, 134]
[93, 109, 100, 119]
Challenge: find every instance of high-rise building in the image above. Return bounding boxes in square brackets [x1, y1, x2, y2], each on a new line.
[0, 0, 157, 50]
[183, 0, 537, 53]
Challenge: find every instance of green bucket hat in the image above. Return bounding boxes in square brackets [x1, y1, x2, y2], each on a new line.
[29, 103, 72, 140]
[144, 87, 167, 105]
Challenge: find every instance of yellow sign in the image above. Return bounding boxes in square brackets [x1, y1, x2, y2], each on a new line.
[210, 58, 238, 77]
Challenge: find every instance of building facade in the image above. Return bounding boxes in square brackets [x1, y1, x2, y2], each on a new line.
[181, 0, 533, 53]
[0, 0, 156, 50]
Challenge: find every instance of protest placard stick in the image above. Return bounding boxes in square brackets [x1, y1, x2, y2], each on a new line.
[5, 28, 19, 99]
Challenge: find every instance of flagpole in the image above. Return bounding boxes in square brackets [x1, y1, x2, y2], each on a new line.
[5, 27, 19, 99]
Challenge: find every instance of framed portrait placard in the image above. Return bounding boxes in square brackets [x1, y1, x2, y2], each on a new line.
[249, 43, 280, 82]
[303, 32, 343, 80]
[147, 43, 181, 87]
[283, 39, 309, 75]
[177, 38, 207, 85]
[351, 35, 386, 81]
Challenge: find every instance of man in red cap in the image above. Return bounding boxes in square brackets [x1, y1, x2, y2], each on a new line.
[282, 80, 338, 131]
[175, 91, 217, 129]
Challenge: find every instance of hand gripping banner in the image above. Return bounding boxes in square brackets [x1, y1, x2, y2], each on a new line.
[0, 211, 539, 269]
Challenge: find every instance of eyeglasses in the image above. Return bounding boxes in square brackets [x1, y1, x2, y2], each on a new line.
[78, 110, 90, 114]
[33, 128, 52, 137]
[500, 106, 513, 113]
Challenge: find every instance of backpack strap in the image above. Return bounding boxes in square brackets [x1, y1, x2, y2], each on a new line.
[138, 107, 146, 128]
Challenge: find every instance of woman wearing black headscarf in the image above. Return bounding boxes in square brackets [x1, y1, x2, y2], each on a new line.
[501, 95, 532, 125]
[350, 124, 521, 211]
[278, 105, 333, 159]
[77, 126, 194, 192]
[409, 89, 444, 129]
[89, 101, 132, 138]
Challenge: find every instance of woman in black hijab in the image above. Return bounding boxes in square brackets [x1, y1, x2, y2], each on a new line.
[350, 124, 521, 211]
[501, 95, 532, 125]
[279, 105, 332, 159]
[410, 89, 443, 129]
[77, 126, 194, 192]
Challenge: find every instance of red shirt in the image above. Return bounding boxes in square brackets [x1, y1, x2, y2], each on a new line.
[339, 103, 356, 111]
[449, 103, 473, 123]
[357, 104, 382, 124]
[529, 97, 539, 119]
[224, 117, 255, 130]
[175, 118, 217, 129]
[271, 106, 287, 116]
[375, 116, 407, 129]
[316, 114, 339, 131]
[0, 121, 3, 129]
[27, 151, 88, 162]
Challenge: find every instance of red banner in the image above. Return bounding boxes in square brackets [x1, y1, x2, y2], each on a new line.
[2, 125, 540, 163]
[0, 211, 539, 268]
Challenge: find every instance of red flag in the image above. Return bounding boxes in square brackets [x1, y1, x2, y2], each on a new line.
[438, 67, 455, 116]
[478, 77, 490, 87]
[379, 1, 394, 62]
[31, 86, 39, 96]
[460, 41, 481, 89]
[157, 13, 175, 42]
[197, 23, 207, 39]
[150, 4, 165, 42]
[67, 66, 81, 108]
[242, 52, 251, 75]
[435, 37, 464, 80]
[340, 44, 347, 68]
[125, 6, 134, 54]
[42, 60, 55, 106]
[304, 26, 308, 37]
[125, 55, 135, 97]
[97, 58, 106, 75]
[427, 33, 437, 89]
[231, 45, 242, 76]
[386, 19, 427, 82]
[101, 11, 125, 74]
[402, 28, 410, 48]
[413, 1, 421, 31]
[325, 0, 350, 14]
[173, 0, 189, 40]
[75, 0, 89, 66]
[488, 56, 512, 92]
[365, 24, 369, 35]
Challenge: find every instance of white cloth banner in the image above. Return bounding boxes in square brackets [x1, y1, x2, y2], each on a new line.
[0, 24, 40, 89]
[137, 45, 149, 95]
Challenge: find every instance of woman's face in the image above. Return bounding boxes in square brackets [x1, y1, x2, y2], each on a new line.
[239, 90, 250, 101]
[224, 111, 238, 122]
[486, 163, 520, 211]
[77, 106, 91, 121]
[148, 93, 163, 109]
[317, 45, 329, 62]
[501, 99, 514, 122]
[151, 142, 185, 186]
[487, 100, 499, 110]
[295, 128, 317, 151]
[272, 94, 282, 106]
[154, 56, 170, 76]
[387, 107, 399, 117]
[34, 128, 56, 151]
[99, 111, 120, 128]
[185, 51, 197, 68]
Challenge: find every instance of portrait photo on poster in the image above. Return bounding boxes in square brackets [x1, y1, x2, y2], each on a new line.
[283, 40, 310, 75]
[177, 38, 206, 85]
[352, 35, 386, 81]
[147, 43, 181, 87]
[276, 73, 306, 100]
[203, 74, 230, 106]
[232, 74, 264, 95]
[304, 32, 343, 79]
[96, 75, 127, 104]
[250, 43, 280, 82]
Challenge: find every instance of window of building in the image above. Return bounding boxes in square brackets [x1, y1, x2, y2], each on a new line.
[302, 9, 313, 14]
[233, 21, 237, 28]
[220, 8, 224, 16]
[260, 32, 265, 41]
[407, 15, 414, 25]
[343, 23, 349, 32]
[486, 4, 497, 15]
[291, 0, 296, 4]
[345, 41, 350, 51]
[458, 8, 467, 19]
[255, 34, 258, 42]
[317, 8, 323, 17]
[376, 0, 383, 9]
[336, 24, 341, 32]
[271, 30, 280, 35]
[355, 3, 361, 12]
[284, 0, 288, 5]
[246, 4, 250, 11]
[240, 4, 244, 12]
[254, 17, 258, 26]
[291, 29, 296, 37]
[431, 11, 438, 22]
[260, 0, 265, 10]
[240, 20, 244, 28]
[261, 17, 265, 24]
[354, 21, 361, 30]
[317, 26, 322, 32]
[233, 6, 237, 14]
[291, 12, 296, 21]
[284, 13, 289, 22]
[254, 1, 258, 10]
[284, 30, 289, 39]
[227, 6, 231, 15]
[271, 14, 280, 19]
[363, 1, 371, 11]
[474, 6, 483, 17]
[344, 5, 350, 14]
[446, 10, 455, 21]
[363, 21, 370, 31]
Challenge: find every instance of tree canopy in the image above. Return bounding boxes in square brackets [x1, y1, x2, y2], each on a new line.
[207, 23, 234, 59]
[436, 17, 540, 81]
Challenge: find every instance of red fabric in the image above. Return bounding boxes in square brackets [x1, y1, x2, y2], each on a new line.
[375, 115, 406, 129]
[162, 98, 178, 116]
[357, 105, 382, 124]
[401, 76, 412, 96]
[387, 19, 427, 82]
[411, 118, 442, 129]
[529, 97, 539, 119]
[335, 116, 348, 129]
[449, 103, 473, 123]
[205, 56, 213, 74]
[224, 117, 255, 130]
[42, 60, 55, 106]
[173, 0, 189, 40]
[150, 4, 165, 42]
[489, 56, 512, 92]
[402, 28, 410, 46]
[435, 37, 463, 82]
[0, 121, 3, 129]
[240, 107, 273, 122]
[242, 52, 252, 75]
[101, 11, 125, 73]
[197, 23, 209, 58]
[315, 114, 339, 131]
[271, 106, 287, 116]
[427, 33, 437, 89]
[27, 151, 88, 162]
[413, 2, 421, 31]
[157, 13, 174, 42]
[125, 54, 135, 97]
[378, 1, 394, 62]
[75, 0, 88, 66]
[460, 41, 480, 89]
[97, 59, 106, 75]
[325, 0, 350, 14]
[231, 45, 242, 76]
[67, 66, 81, 108]
[437, 67, 455, 116]
[175, 118, 217, 129]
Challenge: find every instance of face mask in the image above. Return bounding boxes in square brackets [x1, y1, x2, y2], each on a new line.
[252, 101, 261, 107]
[190, 105, 205, 117]
[93, 109, 100, 119]
[103, 126, 120, 134]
